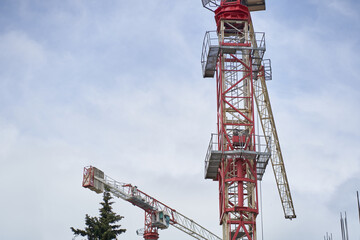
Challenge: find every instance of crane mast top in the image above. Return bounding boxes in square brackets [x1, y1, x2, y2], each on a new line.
[202, 0, 266, 12]
[82, 166, 221, 240]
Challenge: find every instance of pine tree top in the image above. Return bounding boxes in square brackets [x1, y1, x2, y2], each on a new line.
[71, 187, 126, 240]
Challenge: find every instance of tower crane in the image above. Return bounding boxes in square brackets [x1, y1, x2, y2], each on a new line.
[201, 1, 296, 240]
[82, 166, 221, 240]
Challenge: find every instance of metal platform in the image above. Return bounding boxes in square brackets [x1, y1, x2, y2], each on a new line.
[127, 196, 156, 211]
[204, 134, 271, 180]
[202, 31, 220, 78]
[204, 150, 222, 179]
[201, 31, 266, 78]
[204, 46, 220, 78]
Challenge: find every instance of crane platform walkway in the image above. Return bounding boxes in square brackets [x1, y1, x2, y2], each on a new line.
[201, 31, 220, 78]
[201, 31, 266, 78]
[204, 133, 271, 180]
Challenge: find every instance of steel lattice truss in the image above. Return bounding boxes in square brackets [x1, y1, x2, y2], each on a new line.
[83, 166, 221, 240]
[215, 18, 260, 240]
[253, 64, 296, 219]
[201, 1, 296, 240]
[248, 22, 296, 219]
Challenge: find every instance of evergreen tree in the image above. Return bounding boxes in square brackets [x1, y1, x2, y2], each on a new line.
[71, 187, 126, 240]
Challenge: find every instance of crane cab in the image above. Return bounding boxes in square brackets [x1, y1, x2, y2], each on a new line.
[151, 211, 170, 229]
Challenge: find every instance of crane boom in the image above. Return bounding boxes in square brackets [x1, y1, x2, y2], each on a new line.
[82, 166, 221, 240]
[248, 22, 296, 219]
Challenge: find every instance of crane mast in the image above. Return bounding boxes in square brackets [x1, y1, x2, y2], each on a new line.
[201, 1, 296, 240]
[82, 166, 221, 240]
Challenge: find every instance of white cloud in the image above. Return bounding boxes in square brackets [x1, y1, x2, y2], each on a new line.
[325, 0, 359, 19]
[0, 1, 359, 240]
[0, 30, 47, 81]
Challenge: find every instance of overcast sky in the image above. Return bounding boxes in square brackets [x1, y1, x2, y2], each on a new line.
[0, 0, 359, 240]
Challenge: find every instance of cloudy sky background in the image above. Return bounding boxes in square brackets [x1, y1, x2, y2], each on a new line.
[0, 0, 359, 239]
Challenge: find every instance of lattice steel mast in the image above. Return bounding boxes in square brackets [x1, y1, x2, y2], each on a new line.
[82, 166, 221, 240]
[201, 1, 296, 240]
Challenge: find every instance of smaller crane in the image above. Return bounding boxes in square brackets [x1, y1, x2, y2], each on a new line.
[82, 166, 221, 240]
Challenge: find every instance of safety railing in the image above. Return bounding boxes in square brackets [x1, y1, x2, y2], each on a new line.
[219, 31, 265, 50]
[205, 133, 271, 153]
[204, 132, 271, 179]
[251, 32, 266, 50]
[201, 0, 221, 12]
[201, 31, 220, 77]
[202, 0, 254, 12]
[262, 59, 272, 81]
[201, 31, 266, 77]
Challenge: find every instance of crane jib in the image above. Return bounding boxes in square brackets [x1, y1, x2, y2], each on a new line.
[82, 166, 222, 240]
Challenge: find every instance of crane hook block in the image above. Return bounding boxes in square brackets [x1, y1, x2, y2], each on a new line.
[82, 166, 105, 194]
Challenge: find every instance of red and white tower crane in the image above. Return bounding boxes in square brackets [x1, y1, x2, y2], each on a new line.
[201, 1, 296, 240]
[82, 166, 221, 240]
